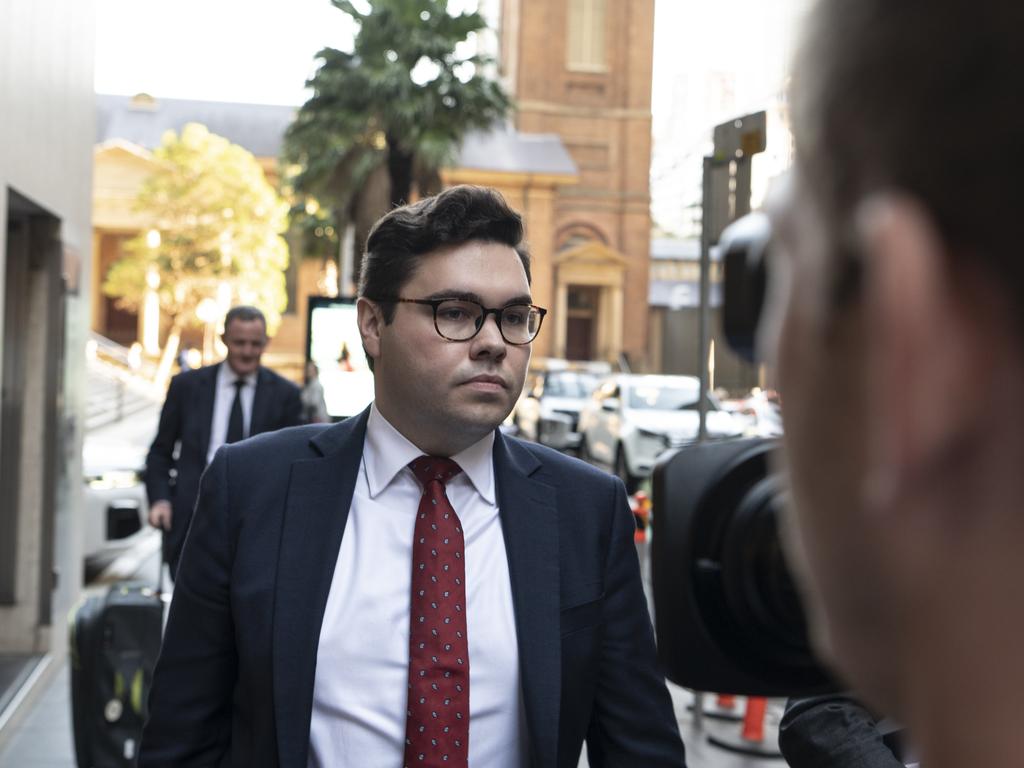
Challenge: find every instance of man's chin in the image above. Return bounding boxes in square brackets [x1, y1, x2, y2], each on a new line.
[447, 402, 513, 435]
[228, 361, 259, 375]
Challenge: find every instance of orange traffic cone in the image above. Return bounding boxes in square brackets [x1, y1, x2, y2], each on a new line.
[716, 693, 736, 710]
[706, 695, 780, 757]
[632, 491, 650, 543]
[741, 696, 767, 742]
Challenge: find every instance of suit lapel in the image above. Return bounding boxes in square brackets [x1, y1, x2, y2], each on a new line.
[493, 434, 561, 768]
[272, 409, 369, 768]
[250, 367, 271, 435]
[197, 363, 218, 462]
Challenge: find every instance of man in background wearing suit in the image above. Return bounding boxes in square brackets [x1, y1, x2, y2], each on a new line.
[141, 186, 686, 767]
[145, 305, 302, 576]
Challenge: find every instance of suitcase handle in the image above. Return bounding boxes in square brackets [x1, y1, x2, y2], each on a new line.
[156, 533, 167, 602]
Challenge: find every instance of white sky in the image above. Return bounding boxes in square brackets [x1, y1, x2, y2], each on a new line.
[95, 0, 498, 105]
[94, 0, 356, 105]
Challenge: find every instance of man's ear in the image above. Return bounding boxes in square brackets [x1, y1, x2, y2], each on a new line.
[856, 195, 993, 511]
[357, 297, 383, 364]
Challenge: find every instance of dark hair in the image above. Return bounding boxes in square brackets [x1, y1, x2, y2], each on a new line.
[792, 1, 1024, 314]
[358, 185, 529, 322]
[223, 305, 267, 332]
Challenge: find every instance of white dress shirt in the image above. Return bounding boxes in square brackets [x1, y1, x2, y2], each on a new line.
[206, 363, 256, 464]
[308, 404, 526, 768]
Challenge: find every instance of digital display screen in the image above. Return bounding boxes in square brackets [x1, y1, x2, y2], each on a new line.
[307, 297, 375, 419]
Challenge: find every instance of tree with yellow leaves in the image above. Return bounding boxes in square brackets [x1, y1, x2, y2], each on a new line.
[104, 123, 290, 380]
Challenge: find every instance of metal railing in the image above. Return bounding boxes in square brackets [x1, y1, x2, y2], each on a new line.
[85, 334, 164, 432]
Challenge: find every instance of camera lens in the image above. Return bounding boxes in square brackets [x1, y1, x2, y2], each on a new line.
[719, 475, 814, 667]
[653, 437, 835, 695]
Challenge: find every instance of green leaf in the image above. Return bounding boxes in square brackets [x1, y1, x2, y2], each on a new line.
[283, 0, 511, 218]
[106, 124, 291, 334]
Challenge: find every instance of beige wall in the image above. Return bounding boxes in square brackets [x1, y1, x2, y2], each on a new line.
[0, 0, 96, 654]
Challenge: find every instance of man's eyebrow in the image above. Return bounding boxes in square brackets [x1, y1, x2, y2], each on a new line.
[423, 290, 535, 306]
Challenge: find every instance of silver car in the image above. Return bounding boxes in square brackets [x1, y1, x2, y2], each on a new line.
[514, 368, 604, 451]
[577, 374, 744, 492]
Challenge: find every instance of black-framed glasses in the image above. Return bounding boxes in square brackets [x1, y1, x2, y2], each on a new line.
[386, 297, 547, 344]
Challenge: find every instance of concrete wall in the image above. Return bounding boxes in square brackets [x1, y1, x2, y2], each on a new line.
[0, 0, 96, 655]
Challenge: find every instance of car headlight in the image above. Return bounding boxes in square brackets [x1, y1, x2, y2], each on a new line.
[636, 428, 670, 448]
[86, 470, 142, 491]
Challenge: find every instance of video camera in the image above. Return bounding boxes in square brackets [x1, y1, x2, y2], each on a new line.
[651, 212, 837, 697]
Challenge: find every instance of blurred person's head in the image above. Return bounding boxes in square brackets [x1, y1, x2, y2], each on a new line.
[356, 185, 537, 456]
[221, 305, 268, 377]
[769, 0, 1024, 755]
[304, 360, 319, 383]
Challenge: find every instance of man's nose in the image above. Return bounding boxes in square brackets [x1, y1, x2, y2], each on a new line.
[470, 313, 507, 358]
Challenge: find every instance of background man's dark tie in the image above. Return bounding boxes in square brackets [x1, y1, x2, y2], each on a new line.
[226, 379, 246, 444]
[405, 456, 469, 768]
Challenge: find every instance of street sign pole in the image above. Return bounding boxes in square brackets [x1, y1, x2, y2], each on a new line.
[698, 157, 715, 440]
[698, 112, 766, 440]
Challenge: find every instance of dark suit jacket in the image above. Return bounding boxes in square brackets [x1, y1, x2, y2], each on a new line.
[140, 407, 686, 768]
[145, 362, 302, 570]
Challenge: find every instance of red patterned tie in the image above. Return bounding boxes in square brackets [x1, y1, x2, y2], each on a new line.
[404, 456, 470, 768]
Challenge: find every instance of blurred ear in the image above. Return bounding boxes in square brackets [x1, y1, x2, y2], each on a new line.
[856, 195, 992, 512]
[357, 297, 384, 364]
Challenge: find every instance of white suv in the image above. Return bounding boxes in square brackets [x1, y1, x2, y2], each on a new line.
[577, 374, 743, 492]
[513, 366, 605, 451]
[82, 437, 150, 580]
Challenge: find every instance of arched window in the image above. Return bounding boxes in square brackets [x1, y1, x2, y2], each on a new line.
[567, 0, 607, 72]
[557, 222, 608, 251]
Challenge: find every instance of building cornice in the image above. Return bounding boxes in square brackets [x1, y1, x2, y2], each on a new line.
[516, 100, 652, 121]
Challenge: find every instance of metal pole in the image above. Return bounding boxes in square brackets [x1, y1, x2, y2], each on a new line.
[698, 156, 713, 441]
[693, 691, 706, 730]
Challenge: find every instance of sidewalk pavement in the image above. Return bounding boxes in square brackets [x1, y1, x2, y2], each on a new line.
[0, 658, 76, 767]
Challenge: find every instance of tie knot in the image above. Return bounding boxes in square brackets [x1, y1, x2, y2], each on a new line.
[410, 456, 462, 488]
[233, 378, 246, 390]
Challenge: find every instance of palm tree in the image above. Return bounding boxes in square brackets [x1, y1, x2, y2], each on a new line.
[284, 0, 512, 285]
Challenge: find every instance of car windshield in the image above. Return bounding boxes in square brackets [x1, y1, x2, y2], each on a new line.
[627, 382, 719, 411]
[545, 372, 598, 398]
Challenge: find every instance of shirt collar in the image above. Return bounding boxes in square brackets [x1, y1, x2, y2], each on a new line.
[218, 362, 254, 388]
[364, 402, 495, 504]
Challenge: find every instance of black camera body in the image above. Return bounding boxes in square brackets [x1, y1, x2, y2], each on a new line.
[720, 211, 771, 365]
[651, 212, 837, 697]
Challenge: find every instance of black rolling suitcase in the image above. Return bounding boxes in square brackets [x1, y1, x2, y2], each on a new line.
[69, 577, 164, 767]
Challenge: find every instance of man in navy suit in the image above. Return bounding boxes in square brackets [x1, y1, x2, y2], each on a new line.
[141, 186, 686, 767]
[145, 305, 302, 576]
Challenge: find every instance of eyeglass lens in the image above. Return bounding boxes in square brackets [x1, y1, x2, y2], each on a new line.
[435, 300, 541, 343]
